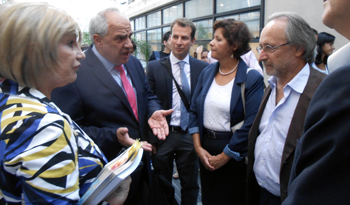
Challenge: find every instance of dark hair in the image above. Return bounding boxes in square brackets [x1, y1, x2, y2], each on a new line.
[315, 32, 335, 65]
[312, 28, 318, 36]
[171, 18, 196, 40]
[131, 39, 137, 51]
[162, 31, 171, 50]
[163, 31, 171, 43]
[213, 19, 252, 58]
[202, 47, 209, 53]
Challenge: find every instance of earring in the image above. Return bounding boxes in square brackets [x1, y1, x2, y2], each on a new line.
[231, 54, 234, 58]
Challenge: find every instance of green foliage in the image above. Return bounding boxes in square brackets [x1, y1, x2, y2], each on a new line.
[197, 23, 210, 40]
[82, 32, 91, 45]
[132, 38, 152, 63]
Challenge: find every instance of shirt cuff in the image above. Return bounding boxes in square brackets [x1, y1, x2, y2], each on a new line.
[223, 145, 243, 161]
[188, 127, 199, 135]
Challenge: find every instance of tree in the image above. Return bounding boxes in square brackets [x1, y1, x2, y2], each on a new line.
[132, 38, 151, 63]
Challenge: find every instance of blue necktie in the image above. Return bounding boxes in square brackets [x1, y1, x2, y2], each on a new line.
[178, 61, 190, 131]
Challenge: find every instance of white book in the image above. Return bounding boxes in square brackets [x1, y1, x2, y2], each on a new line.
[79, 145, 143, 205]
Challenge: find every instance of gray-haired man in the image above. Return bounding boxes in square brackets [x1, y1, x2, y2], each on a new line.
[246, 12, 326, 205]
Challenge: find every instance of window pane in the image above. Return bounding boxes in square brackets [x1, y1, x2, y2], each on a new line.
[163, 26, 171, 34]
[216, 0, 260, 13]
[163, 4, 183, 25]
[135, 16, 146, 30]
[194, 19, 213, 40]
[147, 28, 162, 44]
[135, 31, 146, 41]
[147, 11, 161, 28]
[216, 11, 260, 37]
[185, 0, 213, 19]
[130, 20, 134, 31]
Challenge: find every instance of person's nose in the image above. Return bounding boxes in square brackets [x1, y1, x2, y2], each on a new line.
[209, 39, 214, 47]
[124, 38, 133, 49]
[77, 47, 86, 60]
[258, 49, 268, 62]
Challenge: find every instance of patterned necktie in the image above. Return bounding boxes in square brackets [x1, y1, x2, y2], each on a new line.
[178, 61, 190, 131]
[114, 65, 138, 121]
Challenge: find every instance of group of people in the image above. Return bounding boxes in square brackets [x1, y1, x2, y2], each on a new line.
[0, 0, 350, 205]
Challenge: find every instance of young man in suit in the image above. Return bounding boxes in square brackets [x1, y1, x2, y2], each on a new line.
[52, 8, 172, 205]
[246, 12, 326, 205]
[147, 18, 208, 205]
[283, 0, 350, 204]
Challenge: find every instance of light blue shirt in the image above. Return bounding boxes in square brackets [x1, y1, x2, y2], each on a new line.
[92, 45, 138, 111]
[253, 63, 310, 196]
[169, 52, 191, 127]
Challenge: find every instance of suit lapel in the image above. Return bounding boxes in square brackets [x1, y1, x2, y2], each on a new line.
[85, 48, 134, 118]
[160, 57, 174, 109]
[281, 67, 319, 165]
[189, 57, 202, 98]
[230, 60, 248, 117]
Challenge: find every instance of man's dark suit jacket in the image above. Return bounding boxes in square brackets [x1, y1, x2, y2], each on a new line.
[246, 66, 326, 204]
[52, 46, 161, 161]
[146, 56, 208, 143]
[283, 63, 350, 205]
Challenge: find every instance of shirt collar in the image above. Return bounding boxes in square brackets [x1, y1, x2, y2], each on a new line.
[268, 63, 310, 94]
[92, 45, 117, 72]
[170, 52, 190, 66]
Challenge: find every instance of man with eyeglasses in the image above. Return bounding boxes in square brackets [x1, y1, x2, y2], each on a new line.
[246, 12, 326, 205]
[283, 0, 350, 204]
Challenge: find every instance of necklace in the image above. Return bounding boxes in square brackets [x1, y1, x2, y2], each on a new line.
[219, 60, 239, 76]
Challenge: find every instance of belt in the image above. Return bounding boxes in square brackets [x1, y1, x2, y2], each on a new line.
[169, 126, 187, 133]
[203, 128, 232, 139]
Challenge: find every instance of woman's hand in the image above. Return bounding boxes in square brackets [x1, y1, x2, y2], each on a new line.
[208, 152, 231, 170]
[192, 133, 215, 171]
[196, 147, 215, 171]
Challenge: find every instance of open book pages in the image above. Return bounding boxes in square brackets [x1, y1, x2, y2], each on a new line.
[79, 140, 144, 205]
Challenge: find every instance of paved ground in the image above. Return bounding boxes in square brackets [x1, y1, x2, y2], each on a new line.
[172, 162, 203, 205]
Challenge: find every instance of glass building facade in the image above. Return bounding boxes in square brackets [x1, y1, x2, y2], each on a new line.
[130, 0, 264, 61]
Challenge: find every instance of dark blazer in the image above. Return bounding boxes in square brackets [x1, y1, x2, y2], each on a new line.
[283, 64, 350, 205]
[246, 66, 326, 204]
[52, 46, 161, 161]
[188, 59, 265, 156]
[146, 56, 208, 143]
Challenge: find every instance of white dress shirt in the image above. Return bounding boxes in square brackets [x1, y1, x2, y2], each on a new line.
[169, 52, 191, 127]
[253, 63, 310, 196]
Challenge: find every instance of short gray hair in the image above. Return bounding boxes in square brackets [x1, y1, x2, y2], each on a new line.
[268, 12, 316, 64]
[89, 7, 120, 44]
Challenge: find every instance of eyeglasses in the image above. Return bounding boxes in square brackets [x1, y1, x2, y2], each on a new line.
[256, 42, 289, 54]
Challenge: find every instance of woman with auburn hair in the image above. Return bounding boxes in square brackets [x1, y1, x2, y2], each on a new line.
[188, 19, 264, 204]
[0, 2, 130, 204]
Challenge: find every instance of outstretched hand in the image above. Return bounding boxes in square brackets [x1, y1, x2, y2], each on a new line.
[148, 109, 173, 140]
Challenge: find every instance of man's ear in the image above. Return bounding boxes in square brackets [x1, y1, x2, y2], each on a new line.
[295, 47, 304, 58]
[93, 34, 103, 47]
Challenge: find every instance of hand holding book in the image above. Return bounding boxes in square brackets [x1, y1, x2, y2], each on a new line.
[79, 140, 144, 205]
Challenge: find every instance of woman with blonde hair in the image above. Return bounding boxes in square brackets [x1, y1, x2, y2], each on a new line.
[0, 2, 129, 204]
[189, 19, 264, 204]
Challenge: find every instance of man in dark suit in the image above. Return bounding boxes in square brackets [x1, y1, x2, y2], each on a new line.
[52, 8, 172, 205]
[246, 12, 326, 205]
[282, 1, 350, 204]
[147, 18, 208, 204]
